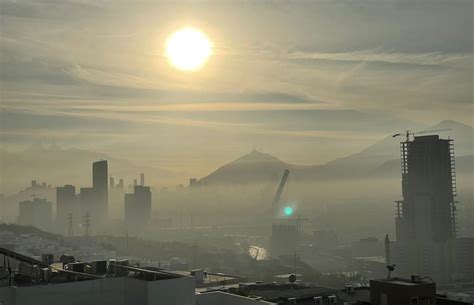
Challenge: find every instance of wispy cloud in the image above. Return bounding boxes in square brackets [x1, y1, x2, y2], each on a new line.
[286, 50, 473, 69]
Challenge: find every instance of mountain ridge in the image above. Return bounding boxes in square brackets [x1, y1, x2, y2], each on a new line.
[198, 120, 473, 184]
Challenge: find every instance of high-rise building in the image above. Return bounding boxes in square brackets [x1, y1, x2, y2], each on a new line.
[18, 197, 52, 231]
[140, 173, 145, 186]
[80, 187, 94, 215]
[396, 135, 456, 242]
[270, 223, 298, 258]
[391, 135, 462, 283]
[93, 160, 108, 221]
[124, 185, 152, 232]
[56, 185, 76, 229]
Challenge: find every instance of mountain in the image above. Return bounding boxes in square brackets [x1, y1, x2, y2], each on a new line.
[199, 150, 294, 185]
[198, 120, 473, 185]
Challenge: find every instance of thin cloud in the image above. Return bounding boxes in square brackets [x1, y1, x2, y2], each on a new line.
[286, 50, 473, 69]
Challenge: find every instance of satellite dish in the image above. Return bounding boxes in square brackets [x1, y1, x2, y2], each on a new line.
[289, 274, 296, 283]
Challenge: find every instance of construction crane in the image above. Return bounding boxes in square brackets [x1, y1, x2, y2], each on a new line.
[392, 129, 450, 142]
[272, 169, 290, 208]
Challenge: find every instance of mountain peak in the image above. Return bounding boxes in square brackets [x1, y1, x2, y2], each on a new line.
[199, 150, 288, 185]
[430, 119, 473, 130]
[235, 149, 284, 164]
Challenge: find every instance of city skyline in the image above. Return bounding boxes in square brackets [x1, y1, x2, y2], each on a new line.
[0, 1, 473, 304]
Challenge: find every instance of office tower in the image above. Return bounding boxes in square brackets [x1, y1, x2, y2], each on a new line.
[270, 223, 298, 258]
[133, 179, 137, 187]
[92, 160, 108, 221]
[80, 187, 94, 216]
[18, 197, 52, 231]
[140, 173, 145, 186]
[118, 179, 124, 189]
[56, 185, 76, 229]
[396, 135, 456, 242]
[110, 176, 115, 189]
[124, 186, 152, 233]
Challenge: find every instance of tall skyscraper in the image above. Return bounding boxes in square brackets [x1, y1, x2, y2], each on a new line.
[391, 135, 459, 283]
[124, 185, 152, 233]
[140, 173, 145, 186]
[396, 135, 456, 242]
[56, 185, 76, 229]
[93, 160, 108, 221]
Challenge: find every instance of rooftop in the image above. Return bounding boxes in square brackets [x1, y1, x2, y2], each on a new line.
[0, 247, 188, 287]
[371, 277, 434, 286]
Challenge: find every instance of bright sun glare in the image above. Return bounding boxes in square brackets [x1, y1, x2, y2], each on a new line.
[165, 28, 213, 71]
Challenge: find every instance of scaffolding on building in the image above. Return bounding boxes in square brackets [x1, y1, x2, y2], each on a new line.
[449, 139, 458, 237]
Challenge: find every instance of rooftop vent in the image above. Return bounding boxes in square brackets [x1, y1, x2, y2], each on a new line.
[410, 274, 422, 283]
[314, 296, 323, 305]
[345, 284, 354, 293]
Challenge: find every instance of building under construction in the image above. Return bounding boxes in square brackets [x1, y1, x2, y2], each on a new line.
[395, 135, 457, 242]
[391, 134, 474, 283]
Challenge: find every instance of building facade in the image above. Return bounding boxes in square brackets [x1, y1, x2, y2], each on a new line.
[124, 185, 152, 232]
[92, 160, 108, 221]
[56, 185, 76, 230]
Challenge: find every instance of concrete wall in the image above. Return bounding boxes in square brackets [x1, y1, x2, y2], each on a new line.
[125, 278, 148, 305]
[0, 287, 13, 305]
[148, 276, 195, 305]
[196, 292, 275, 305]
[0, 276, 193, 305]
[10, 277, 130, 305]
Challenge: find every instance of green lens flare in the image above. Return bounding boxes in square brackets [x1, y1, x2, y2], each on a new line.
[284, 206, 293, 216]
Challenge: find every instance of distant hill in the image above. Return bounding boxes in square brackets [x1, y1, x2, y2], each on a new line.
[199, 150, 293, 185]
[198, 120, 474, 185]
[2, 120, 471, 192]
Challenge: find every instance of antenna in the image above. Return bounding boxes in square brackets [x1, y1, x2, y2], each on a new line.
[384, 234, 390, 266]
[384, 234, 396, 278]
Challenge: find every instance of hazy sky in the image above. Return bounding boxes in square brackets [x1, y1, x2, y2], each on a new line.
[1, 0, 473, 174]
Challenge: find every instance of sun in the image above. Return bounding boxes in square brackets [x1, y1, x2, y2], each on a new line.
[165, 27, 213, 71]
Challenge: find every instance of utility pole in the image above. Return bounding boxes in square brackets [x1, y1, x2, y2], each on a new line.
[67, 213, 74, 236]
[126, 231, 129, 251]
[83, 212, 90, 237]
[193, 240, 198, 268]
[293, 251, 297, 275]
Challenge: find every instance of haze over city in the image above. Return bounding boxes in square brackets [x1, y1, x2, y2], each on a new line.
[0, 1, 473, 305]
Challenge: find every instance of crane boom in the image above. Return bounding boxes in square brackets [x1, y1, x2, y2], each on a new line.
[272, 169, 289, 208]
[392, 128, 450, 142]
